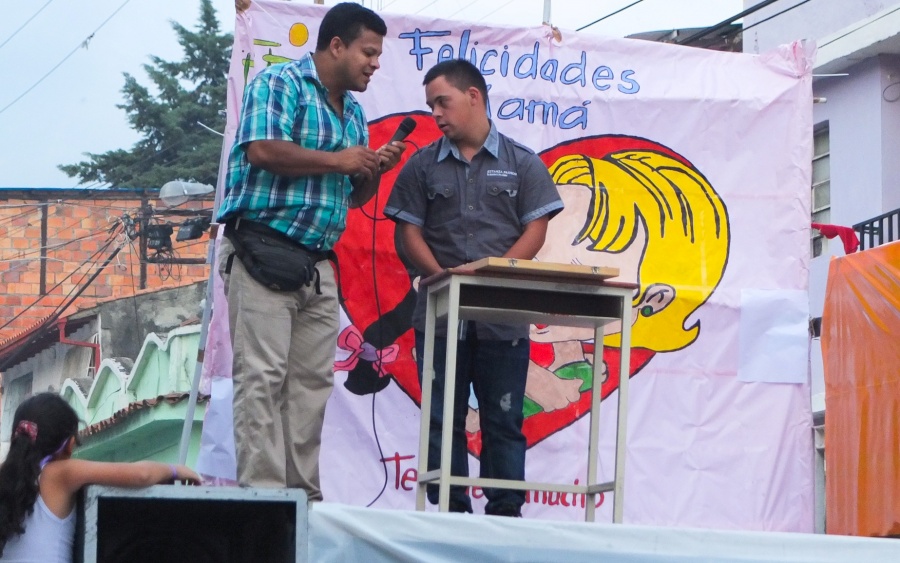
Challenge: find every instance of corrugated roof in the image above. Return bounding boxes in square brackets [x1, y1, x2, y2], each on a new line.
[78, 392, 210, 439]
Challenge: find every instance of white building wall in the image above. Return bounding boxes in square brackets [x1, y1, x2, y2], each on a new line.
[809, 58, 887, 313]
[880, 55, 900, 211]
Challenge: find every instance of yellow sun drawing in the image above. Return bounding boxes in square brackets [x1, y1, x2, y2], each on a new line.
[289, 23, 309, 47]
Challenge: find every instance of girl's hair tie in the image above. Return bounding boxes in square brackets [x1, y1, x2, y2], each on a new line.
[14, 420, 38, 443]
[40, 438, 72, 469]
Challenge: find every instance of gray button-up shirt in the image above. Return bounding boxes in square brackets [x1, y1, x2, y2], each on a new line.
[384, 123, 563, 340]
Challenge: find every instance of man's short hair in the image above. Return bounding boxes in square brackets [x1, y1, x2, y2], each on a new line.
[316, 2, 387, 51]
[423, 59, 489, 104]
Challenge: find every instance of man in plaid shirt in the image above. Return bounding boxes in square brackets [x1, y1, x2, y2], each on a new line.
[217, 3, 405, 499]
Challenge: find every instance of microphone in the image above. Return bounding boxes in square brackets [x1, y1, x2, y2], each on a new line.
[376, 117, 417, 172]
[387, 117, 417, 145]
[353, 117, 418, 182]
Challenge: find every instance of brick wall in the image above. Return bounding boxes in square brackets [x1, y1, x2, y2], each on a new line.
[0, 189, 214, 343]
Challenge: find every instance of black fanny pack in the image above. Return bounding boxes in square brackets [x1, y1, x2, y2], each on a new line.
[224, 218, 329, 293]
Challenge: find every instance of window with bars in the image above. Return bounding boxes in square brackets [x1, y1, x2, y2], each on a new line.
[812, 126, 831, 258]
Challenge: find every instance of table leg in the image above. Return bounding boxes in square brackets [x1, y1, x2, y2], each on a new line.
[585, 322, 606, 522]
[417, 284, 439, 511]
[438, 279, 461, 512]
[612, 289, 633, 524]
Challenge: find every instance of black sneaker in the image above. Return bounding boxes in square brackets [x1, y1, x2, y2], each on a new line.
[448, 500, 473, 513]
[485, 503, 522, 517]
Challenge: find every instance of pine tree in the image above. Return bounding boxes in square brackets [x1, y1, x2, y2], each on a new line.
[59, 0, 231, 188]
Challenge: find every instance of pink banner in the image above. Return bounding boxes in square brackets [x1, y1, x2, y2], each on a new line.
[201, 0, 814, 530]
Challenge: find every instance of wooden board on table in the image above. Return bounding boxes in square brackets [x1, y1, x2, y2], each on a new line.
[450, 257, 619, 283]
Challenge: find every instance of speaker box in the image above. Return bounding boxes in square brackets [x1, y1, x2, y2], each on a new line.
[77, 485, 308, 563]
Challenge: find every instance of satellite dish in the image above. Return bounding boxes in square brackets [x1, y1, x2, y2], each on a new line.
[159, 181, 214, 207]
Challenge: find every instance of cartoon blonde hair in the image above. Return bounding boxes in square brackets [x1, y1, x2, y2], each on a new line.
[549, 151, 730, 352]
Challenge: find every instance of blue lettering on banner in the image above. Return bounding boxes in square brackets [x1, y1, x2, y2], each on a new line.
[398, 29, 452, 70]
[398, 27, 643, 131]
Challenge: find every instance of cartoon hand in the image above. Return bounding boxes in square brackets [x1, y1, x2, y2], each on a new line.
[525, 362, 582, 412]
[585, 357, 611, 384]
[598, 359, 609, 383]
[548, 339, 589, 372]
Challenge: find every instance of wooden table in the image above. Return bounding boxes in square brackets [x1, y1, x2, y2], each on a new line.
[416, 258, 637, 522]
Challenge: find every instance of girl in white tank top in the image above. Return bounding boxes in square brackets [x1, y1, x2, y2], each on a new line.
[0, 393, 200, 562]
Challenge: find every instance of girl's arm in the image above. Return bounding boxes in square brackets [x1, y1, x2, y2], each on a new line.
[54, 459, 201, 491]
[41, 460, 201, 518]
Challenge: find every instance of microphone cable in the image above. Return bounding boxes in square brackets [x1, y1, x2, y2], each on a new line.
[365, 138, 421, 508]
[356, 139, 421, 222]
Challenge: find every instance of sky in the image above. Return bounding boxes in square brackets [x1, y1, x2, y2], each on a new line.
[0, 0, 743, 188]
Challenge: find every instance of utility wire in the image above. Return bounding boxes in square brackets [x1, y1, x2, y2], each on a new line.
[0, 236, 125, 370]
[448, 0, 480, 19]
[413, 0, 440, 15]
[726, 0, 814, 36]
[0, 0, 57, 52]
[65, 111, 225, 188]
[0, 0, 135, 117]
[0, 225, 121, 334]
[0, 227, 115, 263]
[478, 0, 517, 22]
[0, 207, 41, 228]
[678, 0, 782, 45]
[69, 124, 215, 189]
[577, 0, 644, 32]
[820, 5, 900, 50]
[0, 205, 89, 258]
[0, 203, 50, 212]
[0, 209, 49, 243]
[196, 121, 224, 137]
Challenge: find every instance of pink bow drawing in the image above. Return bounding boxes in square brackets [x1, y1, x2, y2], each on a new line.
[334, 325, 399, 377]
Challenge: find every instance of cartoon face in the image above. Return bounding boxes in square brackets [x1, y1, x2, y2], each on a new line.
[531, 183, 647, 343]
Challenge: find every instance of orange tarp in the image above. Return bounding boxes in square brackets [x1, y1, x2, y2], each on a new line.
[823, 240, 900, 536]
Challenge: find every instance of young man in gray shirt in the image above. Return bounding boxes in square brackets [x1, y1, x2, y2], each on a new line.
[384, 59, 563, 516]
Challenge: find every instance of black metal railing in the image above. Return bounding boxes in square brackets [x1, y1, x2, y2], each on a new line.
[854, 208, 900, 251]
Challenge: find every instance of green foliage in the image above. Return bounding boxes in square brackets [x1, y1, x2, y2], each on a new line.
[59, 0, 231, 188]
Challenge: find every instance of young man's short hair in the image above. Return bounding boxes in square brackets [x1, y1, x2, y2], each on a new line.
[423, 59, 489, 104]
[316, 2, 387, 51]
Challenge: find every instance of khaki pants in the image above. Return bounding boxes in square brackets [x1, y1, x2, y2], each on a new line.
[218, 237, 338, 500]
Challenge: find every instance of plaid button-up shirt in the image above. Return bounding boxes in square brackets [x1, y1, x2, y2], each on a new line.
[218, 53, 369, 251]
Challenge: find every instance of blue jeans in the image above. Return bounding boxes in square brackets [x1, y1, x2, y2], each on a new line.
[416, 327, 529, 513]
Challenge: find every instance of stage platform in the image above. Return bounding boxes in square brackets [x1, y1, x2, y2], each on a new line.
[309, 503, 900, 563]
[79, 485, 900, 562]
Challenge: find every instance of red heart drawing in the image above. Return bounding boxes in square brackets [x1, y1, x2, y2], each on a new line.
[334, 113, 701, 453]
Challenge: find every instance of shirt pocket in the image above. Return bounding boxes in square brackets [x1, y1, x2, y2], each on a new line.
[425, 183, 458, 228]
[487, 184, 519, 197]
[485, 182, 520, 222]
